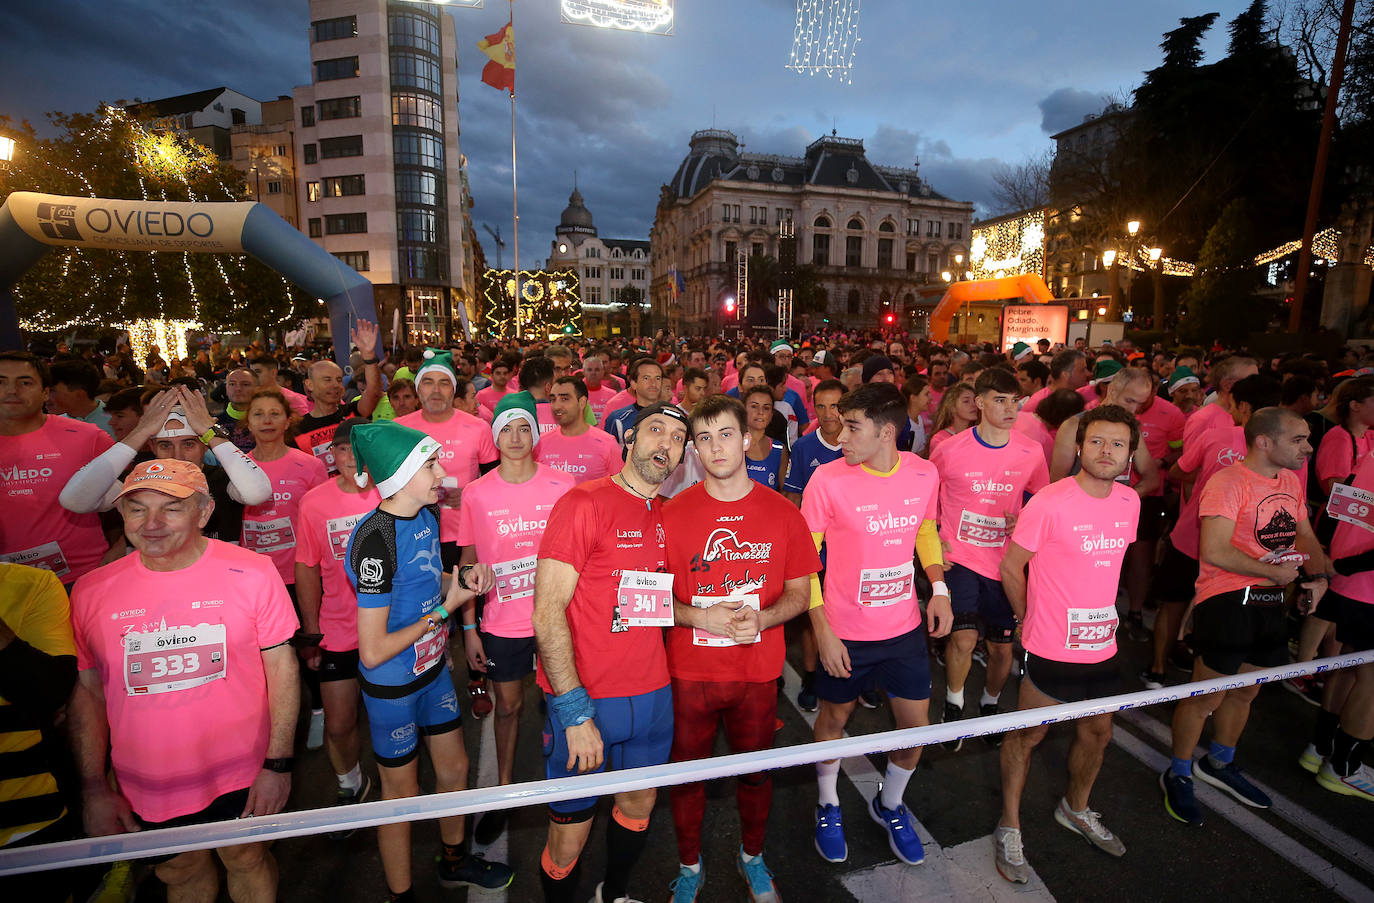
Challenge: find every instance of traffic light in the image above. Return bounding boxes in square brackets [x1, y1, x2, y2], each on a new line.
[884, 313, 895, 324]
[724, 296, 737, 317]
[562, 324, 574, 334]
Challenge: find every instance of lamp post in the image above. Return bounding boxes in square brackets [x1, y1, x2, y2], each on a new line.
[1101, 219, 1162, 325]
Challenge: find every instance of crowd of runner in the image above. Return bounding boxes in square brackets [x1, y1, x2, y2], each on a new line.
[2, 324, 1372, 903]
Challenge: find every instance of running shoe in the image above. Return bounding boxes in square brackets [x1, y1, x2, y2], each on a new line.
[436, 852, 514, 892]
[473, 808, 507, 846]
[86, 860, 135, 903]
[1169, 641, 1194, 673]
[735, 848, 781, 903]
[468, 680, 493, 718]
[669, 865, 703, 903]
[1053, 798, 1125, 857]
[971, 639, 989, 667]
[1283, 674, 1324, 707]
[993, 826, 1030, 884]
[858, 688, 882, 709]
[869, 793, 925, 865]
[1139, 669, 1166, 690]
[1298, 743, 1324, 775]
[1160, 770, 1204, 826]
[980, 703, 1003, 748]
[941, 701, 963, 752]
[329, 774, 373, 839]
[814, 803, 848, 863]
[307, 708, 326, 750]
[1195, 756, 1272, 808]
[1316, 762, 1374, 801]
[1123, 611, 1150, 643]
[589, 881, 645, 903]
[797, 683, 819, 713]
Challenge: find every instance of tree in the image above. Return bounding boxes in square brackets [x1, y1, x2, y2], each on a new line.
[0, 105, 303, 334]
[990, 149, 1052, 215]
[1178, 199, 1273, 343]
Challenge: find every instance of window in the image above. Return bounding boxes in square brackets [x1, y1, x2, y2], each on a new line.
[905, 249, 916, 272]
[323, 175, 365, 197]
[389, 10, 441, 55]
[584, 246, 600, 258]
[631, 268, 645, 281]
[927, 253, 939, 273]
[845, 235, 863, 268]
[812, 233, 830, 265]
[333, 251, 369, 271]
[319, 135, 364, 158]
[395, 170, 442, 206]
[300, 106, 316, 127]
[878, 221, 895, 233]
[748, 206, 757, 224]
[313, 15, 357, 42]
[391, 52, 443, 94]
[266, 181, 282, 195]
[877, 238, 893, 269]
[318, 96, 361, 120]
[393, 129, 443, 167]
[610, 267, 625, 281]
[725, 241, 737, 265]
[847, 218, 864, 230]
[315, 57, 359, 81]
[814, 215, 831, 228]
[776, 208, 792, 225]
[612, 248, 622, 258]
[586, 285, 602, 304]
[303, 144, 317, 164]
[308, 218, 322, 238]
[907, 218, 918, 235]
[400, 247, 447, 281]
[392, 93, 442, 130]
[231, 108, 246, 126]
[307, 182, 321, 202]
[325, 213, 367, 234]
[585, 266, 602, 279]
[927, 220, 941, 238]
[847, 289, 861, 315]
[273, 144, 287, 156]
[949, 222, 963, 239]
[752, 242, 764, 258]
[397, 208, 444, 243]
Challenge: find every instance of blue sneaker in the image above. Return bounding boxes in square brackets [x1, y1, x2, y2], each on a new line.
[1195, 756, 1271, 808]
[1159, 770, 1204, 826]
[735, 848, 780, 903]
[869, 793, 925, 865]
[814, 803, 848, 862]
[669, 864, 703, 903]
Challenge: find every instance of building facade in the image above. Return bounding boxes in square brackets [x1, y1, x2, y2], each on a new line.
[651, 129, 975, 333]
[546, 187, 651, 338]
[293, 0, 473, 344]
[126, 87, 264, 160]
[229, 97, 300, 229]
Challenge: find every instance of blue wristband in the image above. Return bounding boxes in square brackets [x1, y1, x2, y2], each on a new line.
[550, 686, 597, 727]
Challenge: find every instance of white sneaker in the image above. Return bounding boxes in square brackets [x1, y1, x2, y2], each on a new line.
[590, 881, 645, 903]
[307, 708, 325, 750]
[1054, 798, 1125, 857]
[1316, 762, 1374, 801]
[993, 826, 1030, 884]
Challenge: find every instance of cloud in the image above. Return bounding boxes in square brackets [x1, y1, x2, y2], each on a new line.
[1037, 87, 1111, 135]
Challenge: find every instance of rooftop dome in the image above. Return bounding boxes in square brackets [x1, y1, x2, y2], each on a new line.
[556, 187, 597, 236]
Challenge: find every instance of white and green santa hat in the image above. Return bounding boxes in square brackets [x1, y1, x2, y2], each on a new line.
[492, 390, 540, 446]
[1168, 365, 1200, 392]
[770, 338, 794, 356]
[350, 420, 441, 498]
[1011, 341, 1033, 361]
[415, 348, 457, 386]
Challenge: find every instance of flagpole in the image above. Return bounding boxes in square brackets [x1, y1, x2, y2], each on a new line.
[509, 0, 520, 341]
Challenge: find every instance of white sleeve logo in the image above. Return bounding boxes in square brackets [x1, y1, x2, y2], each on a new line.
[359, 557, 384, 585]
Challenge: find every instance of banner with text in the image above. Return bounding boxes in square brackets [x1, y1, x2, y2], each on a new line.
[6, 192, 251, 254]
[1001, 303, 1068, 352]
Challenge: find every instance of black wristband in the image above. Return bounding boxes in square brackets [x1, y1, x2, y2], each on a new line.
[362, 357, 379, 366]
[457, 564, 474, 590]
[262, 757, 295, 773]
[289, 631, 324, 648]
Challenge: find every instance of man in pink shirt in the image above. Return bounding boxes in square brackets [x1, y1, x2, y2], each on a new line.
[580, 354, 619, 422]
[475, 353, 519, 412]
[1181, 355, 1259, 449]
[995, 406, 1141, 882]
[539, 376, 623, 483]
[1022, 350, 1089, 415]
[1, 351, 114, 586]
[68, 459, 299, 900]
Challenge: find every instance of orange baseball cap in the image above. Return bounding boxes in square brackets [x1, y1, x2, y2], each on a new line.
[115, 459, 210, 501]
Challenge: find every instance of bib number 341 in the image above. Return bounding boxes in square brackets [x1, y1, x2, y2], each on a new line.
[617, 571, 674, 627]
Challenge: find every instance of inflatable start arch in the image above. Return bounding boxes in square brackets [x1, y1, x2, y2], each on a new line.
[0, 191, 379, 367]
[928, 274, 1054, 342]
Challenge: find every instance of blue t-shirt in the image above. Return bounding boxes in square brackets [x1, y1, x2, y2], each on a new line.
[745, 439, 785, 490]
[604, 403, 642, 447]
[345, 505, 446, 692]
[783, 430, 844, 494]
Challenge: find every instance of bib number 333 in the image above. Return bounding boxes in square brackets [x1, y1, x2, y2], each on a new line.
[124, 624, 227, 696]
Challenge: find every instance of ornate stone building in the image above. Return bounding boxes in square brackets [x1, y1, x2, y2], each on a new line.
[546, 187, 651, 338]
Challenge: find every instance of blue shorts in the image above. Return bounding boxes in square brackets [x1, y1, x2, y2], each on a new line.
[542, 684, 673, 815]
[362, 665, 462, 767]
[946, 562, 1017, 641]
[814, 626, 931, 703]
[480, 631, 536, 683]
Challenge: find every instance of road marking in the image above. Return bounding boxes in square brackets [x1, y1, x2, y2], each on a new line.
[781, 663, 1055, 902]
[470, 715, 507, 903]
[1117, 707, 1374, 876]
[1110, 727, 1374, 903]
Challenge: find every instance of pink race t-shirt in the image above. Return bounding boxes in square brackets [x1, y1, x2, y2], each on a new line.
[280, 386, 312, 417]
[70, 540, 298, 822]
[597, 389, 635, 428]
[295, 478, 381, 651]
[536, 427, 623, 484]
[1011, 477, 1139, 664]
[926, 428, 962, 458]
[1022, 385, 1052, 414]
[1137, 396, 1187, 481]
[801, 453, 939, 642]
[585, 384, 619, 423]
[1329, 452, 1374, 605]
[1316, 426, 1374, 487]
[475, 384, 512, 411]
[395, 409, 499, 542]
[243, 449, 328, 584]
[931, 428, 1049, 579]
[455, 464, 574, 637]
[1194, 463, 1307, 604]
[1012, 410, 1056, 469]
[0, 415, 114, 583]
[1183, 402, 1233, 450]
[1170, 425, 1246, 560]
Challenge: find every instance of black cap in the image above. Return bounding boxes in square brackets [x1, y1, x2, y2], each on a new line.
[330, 416, 368, 446]
[862, 355, 896, 383]
[629, 402, 690, 437]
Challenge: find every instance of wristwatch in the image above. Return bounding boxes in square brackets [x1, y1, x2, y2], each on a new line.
[262, 757, 295, 773]
[198, 425, 231, 446]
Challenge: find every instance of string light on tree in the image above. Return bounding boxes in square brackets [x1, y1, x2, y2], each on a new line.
[786, 0, 862, 83]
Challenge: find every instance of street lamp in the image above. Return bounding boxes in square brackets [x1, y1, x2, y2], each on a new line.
[0, 134, 15, 164]
[1127, 220, 1141, 237]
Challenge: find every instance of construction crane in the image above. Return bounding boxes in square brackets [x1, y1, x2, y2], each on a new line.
[482, 224, 505, 270]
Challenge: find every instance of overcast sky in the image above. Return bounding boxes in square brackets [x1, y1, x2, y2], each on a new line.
[0, 1, 1259, 261]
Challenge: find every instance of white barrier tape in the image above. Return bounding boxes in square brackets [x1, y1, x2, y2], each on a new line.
[2, 650, 1370, 875]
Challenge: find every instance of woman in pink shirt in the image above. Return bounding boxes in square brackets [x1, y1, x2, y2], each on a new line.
[926, 384, 977, 458]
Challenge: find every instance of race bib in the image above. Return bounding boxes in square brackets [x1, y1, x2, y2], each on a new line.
[0, 541, 71, 579]
[124, 624, 227, 696]
[857, 562, 914, 608]
[412, 623, 447, 676]
[690, 594, 762, 647]
[325, 513, 366, 560]
[617, 571, 674, 627]
[297, 427, 338, 474]
[1327, 482, 1374, 533]
[1065, 607, 1118, 652]
[243, 516, 296, 553]
[492, 555, 537, 604]
[957, 510, 1007, 548]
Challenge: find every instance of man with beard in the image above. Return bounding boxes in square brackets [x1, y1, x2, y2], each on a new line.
[538, 376, 623, 484]
[993, 406, 1141, 883]
[532, 403, 689, 903]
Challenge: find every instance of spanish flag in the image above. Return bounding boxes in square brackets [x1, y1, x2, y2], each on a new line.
[478, 21, 515, 94]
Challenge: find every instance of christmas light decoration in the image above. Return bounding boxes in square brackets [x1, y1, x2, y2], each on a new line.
[786, 0, 862, 83]
[968, 210, 1046, 281]
[124, 317, 200, 365]
[482, 269, 583, 339]
[561, 0, 674, 35]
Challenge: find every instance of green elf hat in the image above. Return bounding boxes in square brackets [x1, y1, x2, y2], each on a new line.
[1011, 341, 1033, 361]
[350, 421, 441, 498]
[492, 390, 541, 446]
[1168, 365, 1200, 392]
[1091, 359, 1124, 386]
[770, 338, 794, 356]
[415, 348, 457, 386]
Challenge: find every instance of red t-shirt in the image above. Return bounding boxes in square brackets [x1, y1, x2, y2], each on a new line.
[662, 482, 820, 683]
[536, 477, 671, 699]
[1194, 463, 1307, 604]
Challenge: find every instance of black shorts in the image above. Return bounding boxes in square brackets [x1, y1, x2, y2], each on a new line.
[814, 626, 931, 703]
[1192, 588, 1289, 675]
[1151, 540, 1199, 605]
[946, 563, 1016, 641]
[319, 647, 360, 682]
[481, 632, 536, 682]
[1023, 652, 1123, 704]
[1319, 588, 1374, 651]
[135, 787, 252, 861]
[1136, 495, 1170, 542]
